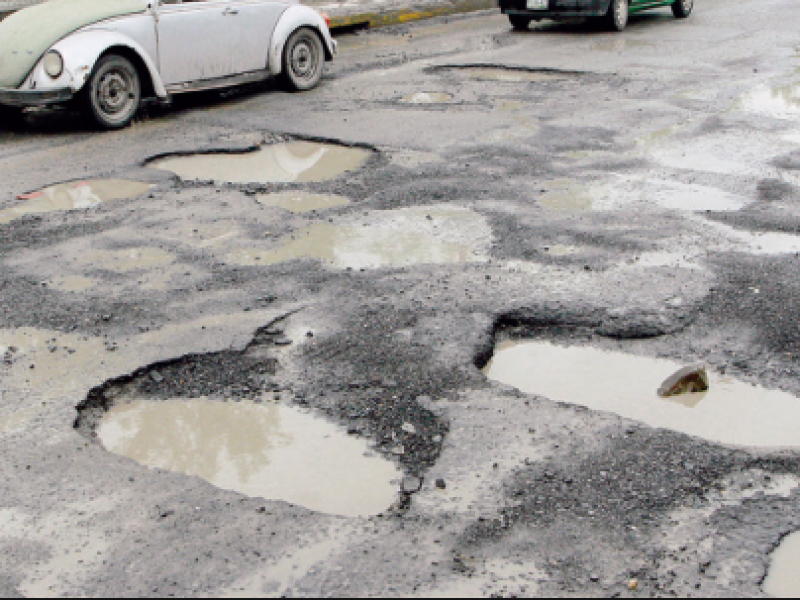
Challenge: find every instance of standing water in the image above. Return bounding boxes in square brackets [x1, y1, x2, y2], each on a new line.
[148, 141, 372, 184]
[98, 398, 402, 518]
[764, 532, 800, 598]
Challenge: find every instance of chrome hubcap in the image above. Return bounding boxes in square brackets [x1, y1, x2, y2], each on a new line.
[98, 70, 134, 115]
[292, 41, 316, 80]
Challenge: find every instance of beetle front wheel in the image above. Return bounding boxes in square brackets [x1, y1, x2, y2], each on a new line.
[82, 54, 141, 130]
[672, 0, 693, 18]
[280, 27, 325, 92]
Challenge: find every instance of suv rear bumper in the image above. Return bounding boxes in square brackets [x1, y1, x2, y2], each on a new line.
[0, 87, 74, 107]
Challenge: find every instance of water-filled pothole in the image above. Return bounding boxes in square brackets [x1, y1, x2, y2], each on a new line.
[98, 397, 402, 518]
[483, 340, 800, 447]
[148, 141, 373, 184]
[1, 180, 153, 225]
[256, 191, 351, 213]
[439, 66, 571, 83]
[225, 205, 490, 269]
[401, 92, 454, 104]
[764, 532, 800, 598]
[739, 83, 800, 120]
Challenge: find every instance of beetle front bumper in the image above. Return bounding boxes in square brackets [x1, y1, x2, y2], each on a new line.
[0, 87, 74, 108]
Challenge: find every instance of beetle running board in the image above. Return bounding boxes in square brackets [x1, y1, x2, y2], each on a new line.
[165, 69, 273, 95]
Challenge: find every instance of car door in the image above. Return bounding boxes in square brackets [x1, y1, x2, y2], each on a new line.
[156, 0, 285, 86]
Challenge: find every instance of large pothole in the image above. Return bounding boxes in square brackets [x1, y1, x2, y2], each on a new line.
[1, 179, 153, 225]
[75, 317, 438, 518]
[148, 141, 373, 184]
[482, 337, 800, 448]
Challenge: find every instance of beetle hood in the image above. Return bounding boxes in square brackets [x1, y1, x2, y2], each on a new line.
[0, 0, 147, 89]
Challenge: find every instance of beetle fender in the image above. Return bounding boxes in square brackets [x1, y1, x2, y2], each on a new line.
[268, 5, 337, 76]
[46, 30, 167, 98]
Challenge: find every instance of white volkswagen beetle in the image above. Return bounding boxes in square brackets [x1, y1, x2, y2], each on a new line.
[0, 0, 337, 129]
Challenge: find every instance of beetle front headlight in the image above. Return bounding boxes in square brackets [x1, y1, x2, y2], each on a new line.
[43, 51, 64, 79]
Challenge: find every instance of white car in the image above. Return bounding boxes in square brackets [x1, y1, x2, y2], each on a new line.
[0, 0, 337, 128]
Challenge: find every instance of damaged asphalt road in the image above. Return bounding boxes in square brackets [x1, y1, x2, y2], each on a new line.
[3, 0, 800, 595]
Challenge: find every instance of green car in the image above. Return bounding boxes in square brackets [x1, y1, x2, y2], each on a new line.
[499, 0, 694, 31]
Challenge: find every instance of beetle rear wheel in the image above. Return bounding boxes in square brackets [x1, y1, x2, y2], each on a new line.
[672, 0, 693, 18]
[280, 27, 325, 92]
[82, 54, 141, 130]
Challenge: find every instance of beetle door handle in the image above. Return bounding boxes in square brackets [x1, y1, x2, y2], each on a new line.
[223, 7, 239, 15]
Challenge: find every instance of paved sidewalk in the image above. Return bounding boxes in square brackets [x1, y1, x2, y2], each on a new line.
[0, 0, 496, 27]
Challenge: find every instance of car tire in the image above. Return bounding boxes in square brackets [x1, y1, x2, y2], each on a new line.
[672, 0, 693, 18]
[280, 27, 325, 92]
[81, 54, 141, 130]
[603, 0, 629, 31]
[0, 105, 24, 128]
[509, 15, 532, 30]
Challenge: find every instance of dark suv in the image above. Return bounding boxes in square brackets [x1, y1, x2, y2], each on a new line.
[499, 0, 694, 32]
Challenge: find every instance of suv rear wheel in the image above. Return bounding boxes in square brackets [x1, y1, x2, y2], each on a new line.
[672, 0, 693, 18]
[603, 0, 629, 31]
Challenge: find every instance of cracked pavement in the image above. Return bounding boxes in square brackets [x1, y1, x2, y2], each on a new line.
[2, 0, 800, 596]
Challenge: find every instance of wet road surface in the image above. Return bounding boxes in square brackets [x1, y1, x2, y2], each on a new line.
[3, 0, 800, 595]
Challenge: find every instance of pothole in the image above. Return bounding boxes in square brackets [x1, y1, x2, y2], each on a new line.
[482, 339, 800, 447]
[148, 141, 373, 184]
[1, 179, 153, 225]
[589, 38, 655, 52]
[437, 66, 573, 83]
[739, 83, 800, 120]
[224, 205, 491, 269]
[400, 92, 454, 104]
[76, 247, 176, 273]
[763, 531, 800, 598]
[45, 276, 98, 293]
[97, 397, 402, 518]
[256, 191, 351, 213]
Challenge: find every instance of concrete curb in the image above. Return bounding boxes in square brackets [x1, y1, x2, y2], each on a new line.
[319, 0, 497, 29]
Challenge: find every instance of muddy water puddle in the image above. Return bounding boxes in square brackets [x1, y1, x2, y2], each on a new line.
[0, 180, 153, 225]
[739, 83, 800, 120]
[149, 141, 372, 184]
[442, 66, 570, 83]
[98, 397, 401, 518]
[257, 191, 350, 213]
[483, 341, 800, 447]
[225, 206, 490, 269]
[764, 532, 800, 598]
[401, 92, 454, 104]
